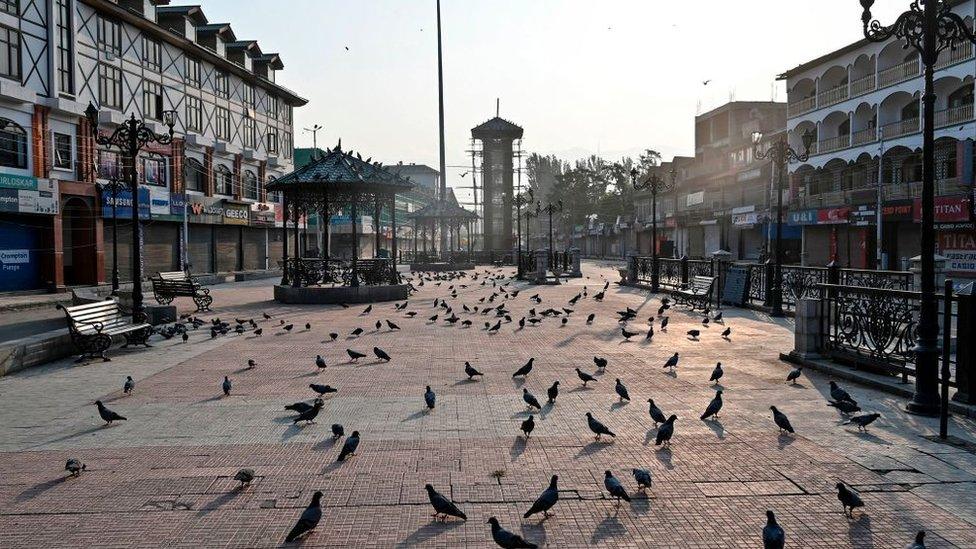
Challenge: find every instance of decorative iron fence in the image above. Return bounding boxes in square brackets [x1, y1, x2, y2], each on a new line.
[283, 258, 399, 287]
[780, 266, 829, 310]
[839, 268, 913, 290]
[659, 258, 683, 289]
[518, 251, 537, 279]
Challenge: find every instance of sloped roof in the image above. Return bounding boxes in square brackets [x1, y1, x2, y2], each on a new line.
[267, 141, 414, 195]
[471, 116, 524, 139]
[406, 200, 479, 221]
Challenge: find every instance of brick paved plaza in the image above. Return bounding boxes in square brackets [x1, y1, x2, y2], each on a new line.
[1, 262, 975, 548]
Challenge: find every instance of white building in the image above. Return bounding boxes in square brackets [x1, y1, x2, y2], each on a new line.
[0, 0, 306, 292]
[779, 0, 974, 273]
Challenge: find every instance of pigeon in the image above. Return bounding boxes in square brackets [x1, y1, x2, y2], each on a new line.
[522, 388, 542, 410]
[646, 326, 654, 340]
[721, 327, 731, 339]
[576, 368, 597, 387]
[95, 401, 126, 425]
[263, 312, 272, 320]
[660, 316, 669, 331]
[518, 317, 526, 329]
[305, 323, 312, 331]
[65, 458, 86, 476]
[222, 376, 232, 396]
[315, 355, 327, 370]
[614, 378, 630, 401]
[386, 320, 400, 330]
[907, 531, 926, 549]
[488, 320, 501, 332]
[309, 384, 337, 396]
[362, 304, 372, 315]
[844, 413, 881, 431]
[713, 312, 723, 323]
[405, 311, 417, 318]
[786, 367, 802, 384]
[182, 332, 189, 343]
[488, 517, 537, 548]
[283, 323, 294, 332]
[285, 400, 320, 414]
[329, 332, 338, 341]
[234, 468, 255, 487]
[829, 381, 854, 403]
[523, 475, 559, 518]
[547, 381, 559, 403]
[375, 320, 382, 330]
[687, 329, 701, 340]
[373, 347, 391, 362]
[770, 406, 795, 434]
[425, 484, 467, 521]
[521, 414, 535, 438]
[284, 491, 323, 542]
[346, 349, 366, 362]
[293, 401, 323, 424]
[702, 317, 710, 326]
[762, 510, 785, 549]
[700, 390, 723, 420]
[561, 317, 568, 326]
[429, 314, 439, 322]
[123, 376, 134, 395]
[247, 359, 256, 370]
[586, 313, 595, 324]
[594, 290, 605, 301]
[663, 352, 679, 372]
[253, 328, 263, 337]
[656, 415, 677, 446]
[464, 361, 483, 379]
[585, 412, 615, 440]
[647, 399, 667, 426]
[350, 327, 363, 337]
[709, 363, 723, 384]
[604, 470, 631, 505]
[828, 400, 862, 415]
[621, 327, 639, 340]
[337, 431, 360, 461]
[331, 423, 345, 439]
[836, 482, 864, 517]
[424, 386, 436, 410]
[633, 468, 652, 490]
[594, 356, 608, 370]
[512, 358, 534, 377]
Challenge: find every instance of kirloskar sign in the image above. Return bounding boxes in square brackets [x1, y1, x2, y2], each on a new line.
[0, 177, 58, 215]
[817, 207, 850, 225]
[914, 195, 971, 223]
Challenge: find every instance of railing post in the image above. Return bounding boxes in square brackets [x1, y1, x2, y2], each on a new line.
[627, 255, 638, 284]
[534, 249, 549, 285]
[940, 278, 954, 439]
[954, 285, 975, 405]
[680, 255, 689, 287]
[764, 259, 775, 307]
[570, 247, 581, 277]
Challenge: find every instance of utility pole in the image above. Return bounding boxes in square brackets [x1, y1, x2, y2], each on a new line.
[303, 124, 323, 156]
[436, 0, 448, 254]
[303, 124, 324, 256]
[876, 135, 885, 269]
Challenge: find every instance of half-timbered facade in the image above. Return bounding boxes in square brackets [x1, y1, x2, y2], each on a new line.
[0, 0, 306, 292]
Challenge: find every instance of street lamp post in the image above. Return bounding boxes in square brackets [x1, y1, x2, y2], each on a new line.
[859, 0, 976, 416]
[752, 129, 814, 318]
[97, 176, 126, 295]
[630, 166, 676, 293]
[538, 200, 563, 256]
[524, 208, 535, 252]
[85, 103, 176, 323]
[514, 188, 534, 275]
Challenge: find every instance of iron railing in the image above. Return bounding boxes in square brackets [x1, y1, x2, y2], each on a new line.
[282, 257, 399, 287]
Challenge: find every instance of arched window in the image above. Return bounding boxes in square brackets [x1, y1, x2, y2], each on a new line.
[243, 170, 258, 200]
[215, 164, 233, 195]
[0, 118, 28, 169]
[948, 83, 974, 109]
[184, 157, 205, 192]
[901, 100, 920, 121]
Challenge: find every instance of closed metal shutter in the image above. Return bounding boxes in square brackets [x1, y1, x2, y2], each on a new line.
[215, 226, 240, 273]
[143, 223, 179, 276]
[188, 225, 213, 274]
[104, 221, 133, 281]
[243, 227, 266, 270]
[268, 229, 284, 270]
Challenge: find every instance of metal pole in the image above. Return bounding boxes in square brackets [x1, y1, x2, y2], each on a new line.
[182, 189, 189, 271]
[111, 184, 119, 294]
[940, 278, 953, 439]
[771, 146, 785, 317]
[350, 201, 359, 287]
[877, 136, 885, 269]
[435, 0, 448, 253]
[651, 185, 659, 293]
[127, 124, 145, 321]
[281, 196, 289, 285]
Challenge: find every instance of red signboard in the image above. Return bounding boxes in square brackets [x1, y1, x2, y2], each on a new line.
[817, 207, 850, 224]
[913, 196, 971, 223]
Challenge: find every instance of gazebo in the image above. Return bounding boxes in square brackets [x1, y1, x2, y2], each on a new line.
[405, 191, 479, 271]
[266, 141, 413, 303]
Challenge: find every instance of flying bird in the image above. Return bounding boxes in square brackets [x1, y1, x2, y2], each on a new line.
[425, 484, 467, 521]
[284, 491, 323, 542]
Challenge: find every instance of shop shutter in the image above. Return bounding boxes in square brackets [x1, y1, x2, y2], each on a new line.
[188, 225, 213, 274]
[243, 227, 266, 270]
[215, 226, 240, 273]
[143, 223, 179, 276]
[104, 222, 133, 282]
[268, 229, 284, 270]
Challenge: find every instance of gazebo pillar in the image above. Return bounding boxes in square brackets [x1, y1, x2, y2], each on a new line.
[374, 195, 381, 258]
[391, 195, 398, 269]
[468, 221, 473, 253]
[413, 218, 418, 255]
[323, 194, 331, 259]
[292, 204, 301, 288]
[350, 201, 359, 287]
[281, 196, 290, 285]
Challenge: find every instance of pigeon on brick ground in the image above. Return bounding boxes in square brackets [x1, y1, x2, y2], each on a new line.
[523, 475, 559, 519]
[586, 412, 615, 440]
[284, 491, 323, 542]
[488, 517, 537, 548]
[709, 363, 724, 384]
[424, 386, 436, 411]
[522, 389, 541, 410]
[907, 531, 926, 549]
[425, 484, 467, 521]
[829, 381, 854, 403]
[293, 401, 323, 425]
[547, 381, 559, 403]
[604, 470, 631, 505]
[337, 431, 360, 461]
[663, 352, 679, 372]
[633, 468, 652, 490]
[762, 510, 785, 549]
[95, 401, 126, 425]
[656, 415, 677, 446]
[309, 384, 337, 396]
[65, 458, 86, 477]
[700, 390, 723, 421]
[576, 368, 597, 387]
[123, 376, 134, 395]
[521, 415, 535, 438]
[786, 367, 802, 384]
[512, 358, 534, 378]
[615, 379, 630, 402]
[770, 406, 795, 434]
[373, 347, 391, 362]
[594, 356, 608, 370]
[222, 376, 232, 396]
[464, 362, 483, 379]
[844, 413, 881, 431]
[331, 424, 344, 439]
[285, 399, 322, 415]
[836, 482, 864, 518]
[234, 468, 255, 487]
[828, 400, 861, 414]
[648, 399, 667, 426]
[346, 349, 366, 362]
[315, 355, 327, 371]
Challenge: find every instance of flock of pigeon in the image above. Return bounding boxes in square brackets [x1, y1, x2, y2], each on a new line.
[70, 265, 916, 548]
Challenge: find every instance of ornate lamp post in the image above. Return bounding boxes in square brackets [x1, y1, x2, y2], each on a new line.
[97, 176, 126, 295]
[514, 188, 534, 275]
[752, 129, 814, 318]
[85, 103, 176, 322]
[524, 207, 536, 252]
[859, 0, 975, 416]
[538, 200, 563, 255]
[630, 166, 676, 293]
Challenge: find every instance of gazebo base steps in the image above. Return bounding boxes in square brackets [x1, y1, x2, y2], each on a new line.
[274, 284, 409, 305]
[408, 262, 475, 272]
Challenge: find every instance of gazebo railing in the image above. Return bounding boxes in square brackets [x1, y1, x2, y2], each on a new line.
[283, 257, 399, 287]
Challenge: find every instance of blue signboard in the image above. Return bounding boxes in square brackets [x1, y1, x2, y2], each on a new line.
[100, 186, 151, 219]
[0, 223, 44, 291]
[787, 209, 818, 226]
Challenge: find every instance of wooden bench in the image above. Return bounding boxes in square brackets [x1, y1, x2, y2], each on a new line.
[150, 271, 213, 311]
[673, 275, 716, 311]
[57, 299, 152, 363]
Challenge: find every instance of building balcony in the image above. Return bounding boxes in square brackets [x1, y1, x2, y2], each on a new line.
[934, 42, 974, 70]
[817, 134, 850, 154]
[935, 103, 974, 128]
[817, 85, 849, 109]
[878, 58, 920, 88]
[880, 117, 919, 139]
[788, 96, 817, 117]
[849, 74, 876, 97]
[851, 127, 877, 146]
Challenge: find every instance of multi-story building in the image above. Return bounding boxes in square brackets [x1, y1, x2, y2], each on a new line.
[779, 0, 974, 273]
[0, 0, 305, 292]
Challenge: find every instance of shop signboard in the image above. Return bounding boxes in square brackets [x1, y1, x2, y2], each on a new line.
[788, 209, 818, 226]
[914, 196, 971, 223]
[169, 193, 186, 216]
[0, 221, 43, 292]
[223, 202, 251, 226]
[186, 196, 224, 225]
[882, 199, 913, 221]
[149, 187, 170, 216]
[939, 231, 976, 275]
[101, 185, 150, 219]
[0, 176, 58, 215]
[0, 173, 38, 191]
[817, 207, 850, 224]
[686, 191, 704, 207]
[850, 205, 876, 227]
[250, 202, 276, 227]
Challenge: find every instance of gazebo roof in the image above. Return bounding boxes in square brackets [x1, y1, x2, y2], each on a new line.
[407, 199, 479, 222]
[471, 116, 524, 139]
[267, 141, 414, 195]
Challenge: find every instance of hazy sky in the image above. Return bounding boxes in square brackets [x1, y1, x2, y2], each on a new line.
[202, 0, 906, 202]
